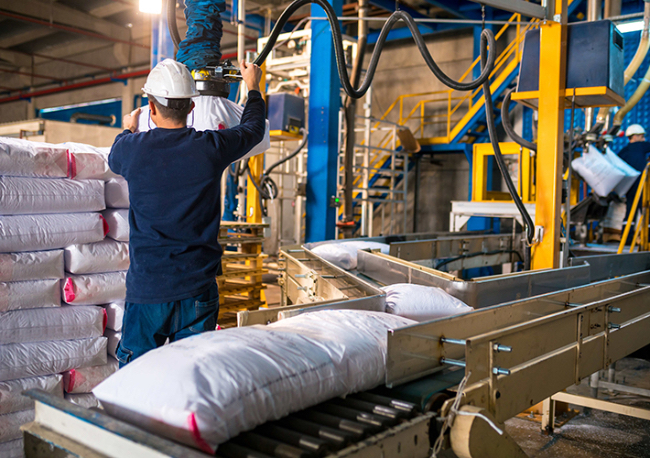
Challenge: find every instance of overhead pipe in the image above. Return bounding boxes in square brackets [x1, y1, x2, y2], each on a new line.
[70, 112, 116, 125]
[0, 47, 114, 72]
[0, 67, 63, 82]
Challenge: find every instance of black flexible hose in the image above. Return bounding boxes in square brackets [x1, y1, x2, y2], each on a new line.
[501, 89, 536, 151]
[264, 128, 308, 176]
[254, 0, 497, 98]
[167, 0, 182, 49]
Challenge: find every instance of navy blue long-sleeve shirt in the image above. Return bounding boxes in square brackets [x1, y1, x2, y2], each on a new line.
[618, 141, 650, 173]
[108, 91, 266, 303]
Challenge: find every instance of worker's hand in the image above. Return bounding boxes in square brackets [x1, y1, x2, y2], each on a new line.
[241, 62, 262, 93]
[123, 107, 141, 133]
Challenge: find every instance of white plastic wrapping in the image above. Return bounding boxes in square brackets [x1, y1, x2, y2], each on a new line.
[94, 310, 415, 453]
[63, 357, 118, 394]
[605, 147, 642, 197]
[105, 177, 129, 208]
[63, 143, 119, 181]
[65, 393, 100, 409]
[0, 250, 64, 282]
[572, 145, 626, 197]
[0, 306, 105, 345]
[0, 213, 107, 253]
[0, 409, 34, 443]
[0, 137, 68, 178]
[0, 337, 107, 382]
[104, 302, 125, 331]
[136, 96, 271, 162]
[0, 438, 23, 458]
[62, 272, 126, 305]
[102, 209, 129, 242]
[310, 241, 390, 270]
[0, 176, 105, 215]
[104, 329, 121, 359]
[0, 375, 63, 415]
[64, 240, 129, 275]
[0, 279, 60, 313]
[382, 283, 474, 322]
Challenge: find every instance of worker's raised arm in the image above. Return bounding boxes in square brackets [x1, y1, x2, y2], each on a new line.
[108, 107, 141, 178]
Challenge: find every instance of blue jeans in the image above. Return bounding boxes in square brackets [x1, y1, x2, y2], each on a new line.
[116, 283, 219, 367]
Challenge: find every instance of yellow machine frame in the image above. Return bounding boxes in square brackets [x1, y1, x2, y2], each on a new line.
[472, 142, 535, 203]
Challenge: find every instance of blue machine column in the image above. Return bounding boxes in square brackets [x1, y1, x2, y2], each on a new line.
[151, 12, 176, 67]
[306, 0, 342, 243]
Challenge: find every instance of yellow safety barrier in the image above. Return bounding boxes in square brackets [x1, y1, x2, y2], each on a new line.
[618, 163, 650, 254]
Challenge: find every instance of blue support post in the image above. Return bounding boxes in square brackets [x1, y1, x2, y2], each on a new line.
[306, 0, 342, 243]
[151, 14, 176, 67]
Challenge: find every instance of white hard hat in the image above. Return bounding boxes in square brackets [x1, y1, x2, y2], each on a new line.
[625, 124, 646, 137]
[142, 59, 199, 99]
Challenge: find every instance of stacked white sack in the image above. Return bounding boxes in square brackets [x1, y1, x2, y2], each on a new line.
[105, 178, 129, 208]
[102, 209, 129, 242]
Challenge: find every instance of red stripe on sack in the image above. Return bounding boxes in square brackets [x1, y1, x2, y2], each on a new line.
[67, 150, 77, 179]
[99, 214, 109, 237]
[63, 278, 75, 303]
[102, 308, 107, 333]
[68, 369, 76, 392]
[187, 413, 214, 455]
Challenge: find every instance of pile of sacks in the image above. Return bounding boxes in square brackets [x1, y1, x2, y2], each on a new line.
[0, 137, 128, 456]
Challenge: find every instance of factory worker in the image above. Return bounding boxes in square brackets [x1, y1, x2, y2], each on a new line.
[108, 59, 265, 366]
[618, 124, 650, 220]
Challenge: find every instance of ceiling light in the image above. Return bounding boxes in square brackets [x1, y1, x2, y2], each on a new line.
[617, 20, 644, 34]
[139, 0, 162, 14]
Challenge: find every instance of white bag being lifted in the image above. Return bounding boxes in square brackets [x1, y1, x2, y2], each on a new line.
[0, 137, 68, 178]
[94, 310, 415, 453]
[104, 302, 125, 331]
[64, 240, 129, 275]
[0, 375, 63, 415]
[102, 209, 129, 242]
[0, 250, 64, 282]
[604, 146, 641, 197]
[0, 176, 105, 215]
[0, 213, 107, 253]
[310, 241, 390, 270]
[0, 279, 60, 313]
[105, 177, 129, 208]
[62, 271, 126, 305]
[0, 306, 105, 345]
[572, 145, 626, 197]
[382, 283, 474, 322]
[0, 337, 107, 382]
[63, 143, 119, 181]
[63, 357, 118, 394]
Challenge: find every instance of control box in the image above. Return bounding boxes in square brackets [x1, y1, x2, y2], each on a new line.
[267, 93, 305, 134]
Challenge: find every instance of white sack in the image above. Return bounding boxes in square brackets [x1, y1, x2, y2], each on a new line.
[0, 375, 63, 415]
[0, 250, 64, 282]
[0, 213, 107, 253]
[0, 306, 105, 345]
[105, 177, 129, 208]
[572, 145, 626, 197]
[65, 393, 100, 409]
[102, 209, 129, 242]
[605, 147, 642, 197]
[63, 143, 119, 180]
[382, 283, 474, 322]
[104, 329, 121, 359]
[0, 439, 23, 458]
[603, 201, 627, 230]
[0, 337, 107, 382]
[64, 240, 129, 275]
[311, 241, 390, 270]
[104, 302, 124, 331]
[62, 271, 126, 306]
[63, 357, 118, 394]
[0, 176, 105, 215]
[136, 95, 271, 162]
[0, 279, 60, 313]
[0, 137, 68, 178]
[0, 409, 33, 443]
[94, 310, 415, 453]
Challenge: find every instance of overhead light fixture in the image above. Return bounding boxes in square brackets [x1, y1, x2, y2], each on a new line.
[139, 0, 162, 14]
[617, 20, 644, 34]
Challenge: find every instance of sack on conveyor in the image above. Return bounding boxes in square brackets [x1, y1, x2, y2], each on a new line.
[104, 302, 124, 331]
[104, 329, 121, 359]
[0, 374, 63, 415]
[65, 393, 100, 409]
[102, 209, 129, 242]
[63, 357, 118, 394]
[0, 137, 68, 178]
[0, 306, 105, 345]
[64, 240, 129, 275]
[0, 176, 105, 215]
[605, 146, 641, 197]
[94, 310, 415, 453]
[382, 283, 474, 322]
[136, 95, 271, 162]
[62, 271, 126, 306]
[0, 438, 23, 458]
[0, 279, 60, 313]
[0, 213, 107, 253]
[310, 241, 390, 270]
[0, 337, 107, 382]
[105, 177, 129, 208]
[572, 145, 626, 197]
[63, 143, 119, 181]
[0, 409, 34, 443]
[0, 250, 64, 282]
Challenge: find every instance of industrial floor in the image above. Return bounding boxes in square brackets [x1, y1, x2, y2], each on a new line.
[505, 357, 650, 457]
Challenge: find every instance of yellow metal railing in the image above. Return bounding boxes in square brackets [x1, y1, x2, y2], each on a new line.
[618, 163, 650, 253]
